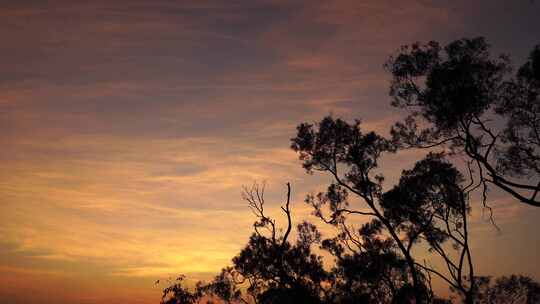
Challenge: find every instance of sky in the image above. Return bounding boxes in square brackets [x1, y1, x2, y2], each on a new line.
[1, 1, 540, 303]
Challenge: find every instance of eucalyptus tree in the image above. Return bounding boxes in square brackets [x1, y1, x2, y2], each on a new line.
[161, 183, 329, 304]
[456, 275, 540, 304]
[161, 37, 540, 304]
[291, 117, 477, 303]
[386, 37, 540, 207]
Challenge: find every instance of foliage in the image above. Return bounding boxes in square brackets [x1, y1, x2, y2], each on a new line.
[293, 116, 475, 303]
[453, 275, 540, 304]
[386, 38, 540, 207]
[161, 183, 329, 304]
[162, 37, 540, 304]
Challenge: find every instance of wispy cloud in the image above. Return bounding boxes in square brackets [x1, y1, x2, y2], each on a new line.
[1, 1, 540, 303]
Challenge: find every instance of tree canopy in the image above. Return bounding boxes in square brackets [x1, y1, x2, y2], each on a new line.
[386, 37, 540, 207]
[162, 37, 540, 304]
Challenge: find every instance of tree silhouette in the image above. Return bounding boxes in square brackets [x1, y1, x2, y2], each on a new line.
[291, 117, 479, 303]
[161, 270, 244, 304]
[232, 183, 328, 304]
[497, 46, 540, 183]
[381, 153, 476, 303]
[455, 275, 540, 304]
[162, 37, 540, 304]
[320, 219, 411, 303]
[161, 183, 329, 304]
[161, 179, 540, 303]
[385, 38, 540, 207]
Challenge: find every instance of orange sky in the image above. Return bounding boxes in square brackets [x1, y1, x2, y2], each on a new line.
[1, 1, 540, 303]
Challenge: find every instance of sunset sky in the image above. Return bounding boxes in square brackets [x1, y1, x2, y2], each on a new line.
[1, 1, 540, 303]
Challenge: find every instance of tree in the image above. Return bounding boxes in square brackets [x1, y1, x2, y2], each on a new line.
[291, 117, 477, 303]
[161, 183, 329, 304]
[162, 180, 463, 304]
[385, 37, 540, 207]
[381, 153, 476, 303]
[455, 275, 540, 304]
[496, 46, 540, 185]
[162, 37, 540, 304]
[320, 219, 412, 303]
[161, 270, 243, 304]
[232, 182, 328, 304]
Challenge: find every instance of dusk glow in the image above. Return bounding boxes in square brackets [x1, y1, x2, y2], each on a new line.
[1, 1, 540, 303]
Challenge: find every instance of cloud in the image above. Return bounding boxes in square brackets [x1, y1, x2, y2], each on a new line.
[1, 1, 540, 303]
